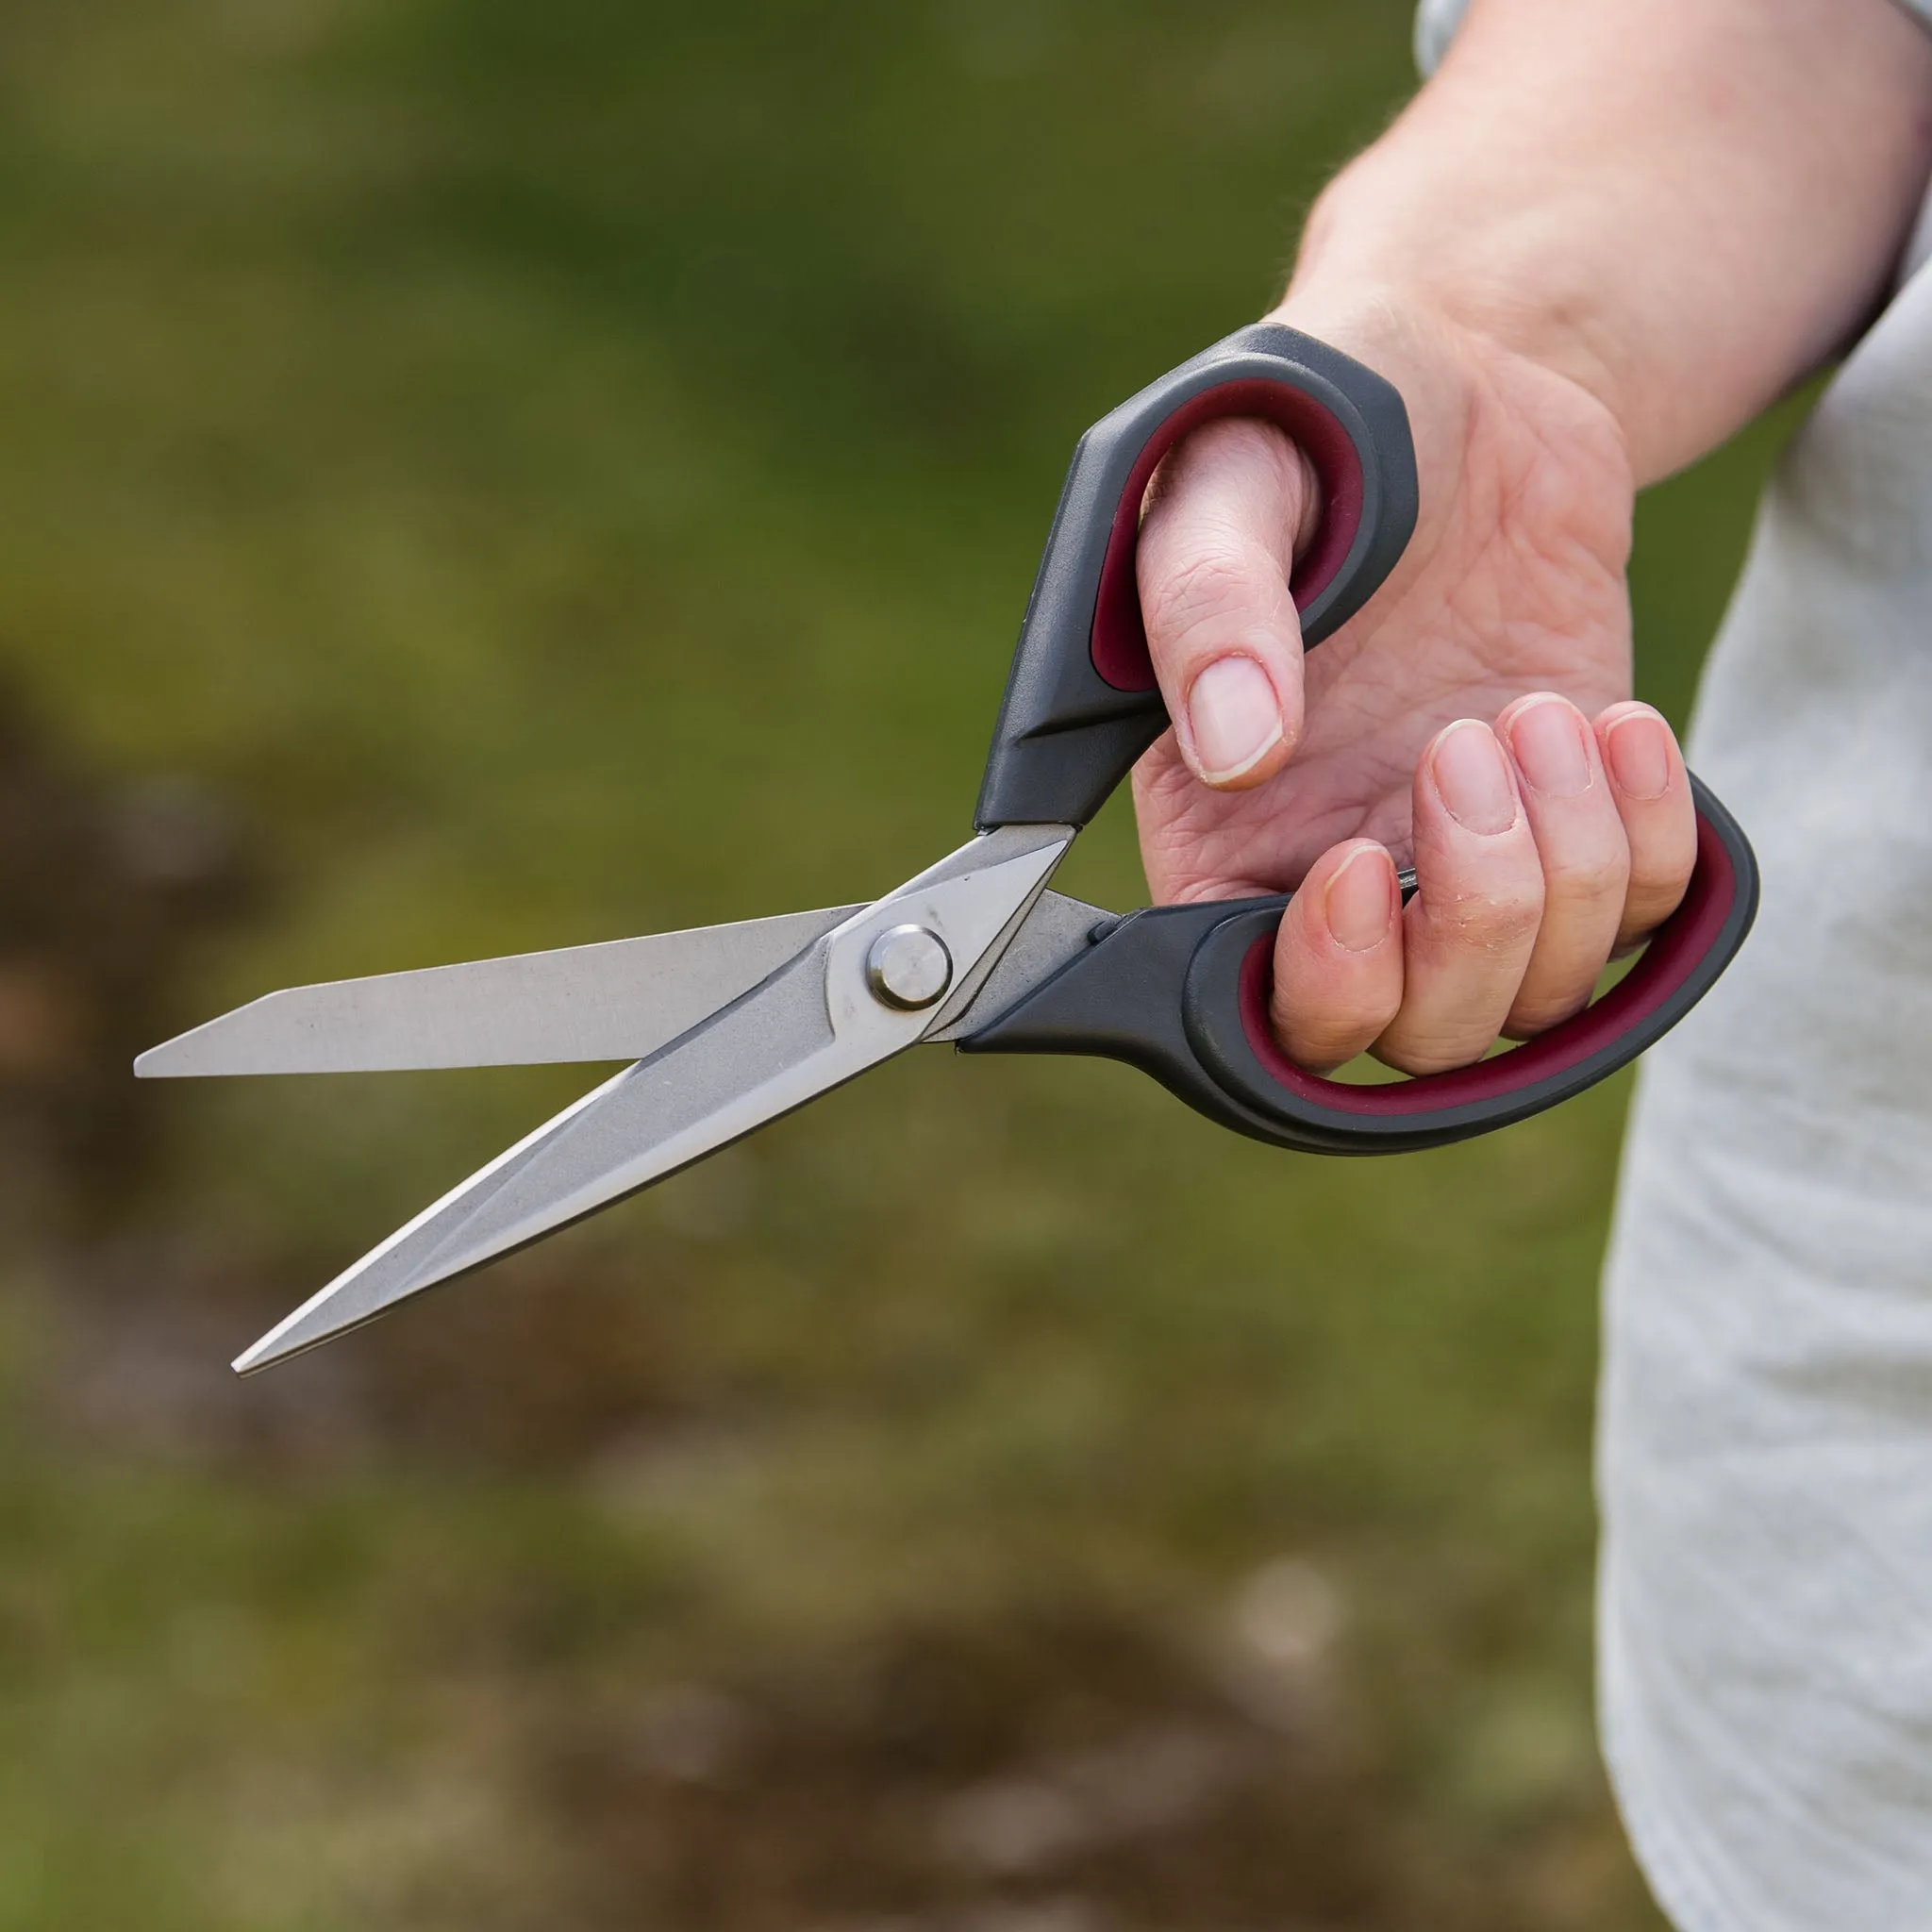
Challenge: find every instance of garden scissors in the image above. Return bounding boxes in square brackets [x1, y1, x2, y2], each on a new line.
[137, 325, 1758, 1375]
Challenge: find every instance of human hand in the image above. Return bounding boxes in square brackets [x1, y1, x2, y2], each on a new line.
[1130, 312, 1695, 1074]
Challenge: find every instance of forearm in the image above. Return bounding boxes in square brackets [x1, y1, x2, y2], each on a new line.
[1284, 0, 1932, 482]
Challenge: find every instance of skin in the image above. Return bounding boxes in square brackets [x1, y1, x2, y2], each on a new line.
[1132, 0, 1932, 1074]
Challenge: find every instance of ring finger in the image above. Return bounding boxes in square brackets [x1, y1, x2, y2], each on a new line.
[1495, 693, 1631, 1036]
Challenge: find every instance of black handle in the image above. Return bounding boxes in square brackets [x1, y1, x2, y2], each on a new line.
[960, 776, 1758, 1154]
[973, 323, 1420, 830]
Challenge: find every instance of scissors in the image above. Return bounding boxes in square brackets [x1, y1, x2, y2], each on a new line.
[137, 325, 1759, 1376]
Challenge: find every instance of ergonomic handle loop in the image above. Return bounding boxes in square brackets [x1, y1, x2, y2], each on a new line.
[1192, 775, 1757, 1148]
[974, 323, 1418, 830]
[960, 777, 1758, 1153]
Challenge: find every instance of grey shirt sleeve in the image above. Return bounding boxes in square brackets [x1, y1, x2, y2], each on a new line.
[1412, 0, 1469, 75]
[1415, 0, 1932, 78]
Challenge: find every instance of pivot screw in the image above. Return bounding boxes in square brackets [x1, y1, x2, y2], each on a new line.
[865, 924, 953, 1010]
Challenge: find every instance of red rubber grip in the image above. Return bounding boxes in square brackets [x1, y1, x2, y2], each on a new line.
[1235, 806, 1740, 1117]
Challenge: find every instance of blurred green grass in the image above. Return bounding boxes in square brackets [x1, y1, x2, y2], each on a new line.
[0, 1, 1792, 1925]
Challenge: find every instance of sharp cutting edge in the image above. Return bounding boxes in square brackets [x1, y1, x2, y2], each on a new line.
[230, 824, 1075, 1374]
[135, 904, 864, 1075]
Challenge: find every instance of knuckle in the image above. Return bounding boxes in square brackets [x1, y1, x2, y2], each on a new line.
[1623, 843, 1694, 902]
[1505, 988, 1591, 1038]
[1616, 882, 1689, 945]
[1275, 1025, 1353, 1075]
[1624, 870, 1689, 911]
[1542, 846, 1629, 907]
[1273, 974, 1402, 1063]
[1273, 958, 1403, 1071]
[1428, 882, 1543, 954]
[1281, 1018, 1396, 1076]
[1143, 542, 1262, 648]
[1306, 991, 1403, 1048]
[1374, 1026, 1490, 1077]
[1626, 845, 1697, 896]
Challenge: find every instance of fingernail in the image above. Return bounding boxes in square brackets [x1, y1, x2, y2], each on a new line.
[1506, 697, 1590, 798]
[1429, 720, 1517, 834]
[1324, 845, 1395, 953]
[1606, 709, 1673, 799]
[1187, 656, 1283, 783]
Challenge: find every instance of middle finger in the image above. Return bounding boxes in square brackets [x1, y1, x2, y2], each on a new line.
[1373, 720, 1545, 1075]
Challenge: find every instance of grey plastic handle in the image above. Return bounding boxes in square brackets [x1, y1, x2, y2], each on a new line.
[974, 322, 1419, 829]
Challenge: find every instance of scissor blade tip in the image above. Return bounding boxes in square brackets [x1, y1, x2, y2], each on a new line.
[135, 1018, 244, 1077]
[230, 1287, 369, 1376]
[231, 1313, 316, 1376]
[231, 1314, 348, 1376]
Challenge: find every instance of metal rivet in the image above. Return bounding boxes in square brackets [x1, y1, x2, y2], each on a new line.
[865, 924, 953, 1010]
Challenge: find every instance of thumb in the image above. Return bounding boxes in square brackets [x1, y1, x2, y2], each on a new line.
[1136, 416, 1317, 790]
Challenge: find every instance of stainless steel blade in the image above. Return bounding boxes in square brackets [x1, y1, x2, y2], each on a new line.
[133, 904, 861, 1076]
[233, 824, 1075, 1374]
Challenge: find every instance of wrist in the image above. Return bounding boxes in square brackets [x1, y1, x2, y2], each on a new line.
[1268, 0, 1932, 484]
[1260, 264, 1638, 575]
[1280, 169, 1633, 469]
